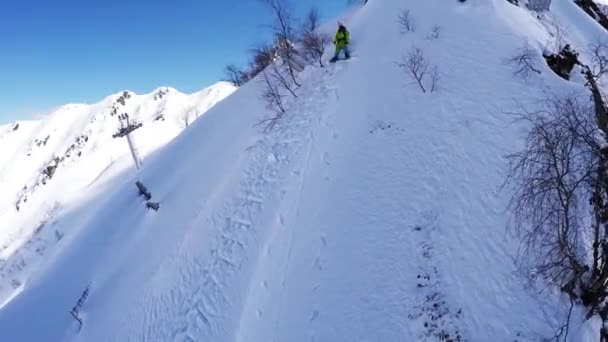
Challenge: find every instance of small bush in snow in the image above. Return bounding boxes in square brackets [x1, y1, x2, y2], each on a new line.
[397, 47, 439, 93]
[547, 24, 568, 55]
[505, 43, 542, 79]
[425, 25, 441, 41]
[397, 9, 416, 34]
[505, 93, 608, 342]
[249, 45, 275, 79]
[253, 41, 301, 131]
[259, 68, 288, 132]
[223, 64, 250, 87]
[299, 8, 332, 68]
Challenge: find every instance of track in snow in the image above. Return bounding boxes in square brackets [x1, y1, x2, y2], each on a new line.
[114, 64, 351, 342]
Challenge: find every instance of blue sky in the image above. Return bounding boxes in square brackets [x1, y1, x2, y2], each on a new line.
[0, 0, 346, 123]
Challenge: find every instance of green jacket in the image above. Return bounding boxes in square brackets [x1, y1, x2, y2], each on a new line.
[334, 28, 350, 49]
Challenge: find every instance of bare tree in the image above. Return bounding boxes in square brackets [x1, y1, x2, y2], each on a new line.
[259, 0, 302, 86]
[259, 69, 287, 132]
[589, 38, 608, 80]
[299, 8, 331, 67]
[505, 93, 608, 341]
[223, 64, 249, 86]
[398, 9, 416, 34]
[302, 7, 320, 35]
[254, 41, 299, 132]
[252, 43, 298, 97]
[550, 23, 568, 54]
[269, 58, 298, 97]
[506, 43, 542, 79]
[397, 47, 439, 93]
[248, 44, 275, 80]
[426, 25, 441, 40]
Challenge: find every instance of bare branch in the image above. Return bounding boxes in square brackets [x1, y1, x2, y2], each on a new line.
[397, 47, 439, 93]
[504, 92, 608, 338]
[552, 24, 568, 54]
[223, 64, 249, 86]
[258, 69, 286, 132]
[255, 41, 299, 132]
[302, 7, 320, 33]
[248, 43, 275, 80]
[589, 37, 608, 80]
[506, 43, 542, 79]
[259, 0, 302, 86]
[299, 7, 331, 68]
[398, 9, 416, 34]
[426, 25, 441, 40]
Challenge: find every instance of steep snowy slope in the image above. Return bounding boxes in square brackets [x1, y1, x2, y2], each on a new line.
[0, 82, 234, 308]
[2, 0, 608, 341]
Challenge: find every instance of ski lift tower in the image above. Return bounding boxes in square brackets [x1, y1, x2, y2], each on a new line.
[112, 113, 144, 169]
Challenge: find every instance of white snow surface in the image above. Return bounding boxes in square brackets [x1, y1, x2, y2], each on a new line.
[1, 0, 608, 341]
[0, 82, 235, 309]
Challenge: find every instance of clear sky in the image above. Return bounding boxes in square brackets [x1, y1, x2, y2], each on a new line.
[0, 0, 346, 124]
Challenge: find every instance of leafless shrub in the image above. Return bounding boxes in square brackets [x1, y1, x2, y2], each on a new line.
[505, 93, 608, 341]
[299, 8, 332, 67]
[549, 23, 568, 54]
[425, 25, 441, 40]
[301, 7, 320, 39]
[397, 47, 439, 93]
[259, 69, 287, 132]
[254, 2, 331, 131]
[259, 0, 302, 86]
[223, 64, 249, 87]
[256, 43, 298, 98]
[398, 9, 416, 34]
[252, 41, 299, 132]
[589, 38, 608, 80]
[506, 43, 542, 79]
[249, 44, 275, 79]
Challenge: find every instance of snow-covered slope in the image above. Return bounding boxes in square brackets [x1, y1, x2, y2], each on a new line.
[2, 0, 608, 341]
[0, 82, 235, 308]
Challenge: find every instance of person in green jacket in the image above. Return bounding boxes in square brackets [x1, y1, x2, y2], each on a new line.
[330, 22, 351, 63]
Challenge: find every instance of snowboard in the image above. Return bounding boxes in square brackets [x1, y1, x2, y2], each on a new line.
[329, 56, 356, 64]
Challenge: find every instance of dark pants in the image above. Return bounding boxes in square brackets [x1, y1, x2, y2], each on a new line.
[331, 45, 351, 61]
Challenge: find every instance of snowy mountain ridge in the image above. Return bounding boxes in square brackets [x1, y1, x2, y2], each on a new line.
[0, 82, 235, 307]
